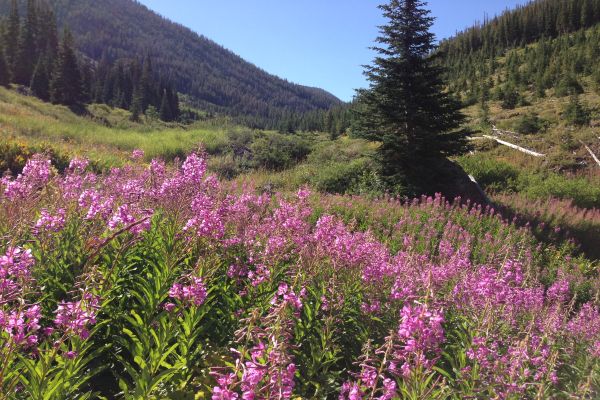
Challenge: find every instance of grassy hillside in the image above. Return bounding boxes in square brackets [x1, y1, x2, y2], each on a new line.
[0, 86, 229, 167]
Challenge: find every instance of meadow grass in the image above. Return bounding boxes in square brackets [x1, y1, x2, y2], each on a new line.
[0, 87, 229, 165]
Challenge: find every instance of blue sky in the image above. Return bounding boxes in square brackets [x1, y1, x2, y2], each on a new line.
[137, 0, 528, 101]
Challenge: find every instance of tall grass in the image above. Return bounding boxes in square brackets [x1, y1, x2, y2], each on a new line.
[0, 87, 228, 164]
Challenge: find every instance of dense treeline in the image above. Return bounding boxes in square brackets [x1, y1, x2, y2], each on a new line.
[0, 0, 341, 129]
[439, 0, 600, 107]
[0, 0, 180, 121]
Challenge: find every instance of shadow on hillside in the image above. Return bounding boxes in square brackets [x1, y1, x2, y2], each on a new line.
[421, 159, 599, 261]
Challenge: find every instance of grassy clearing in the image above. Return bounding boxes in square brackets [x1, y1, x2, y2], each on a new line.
[0, 87, 229, 166]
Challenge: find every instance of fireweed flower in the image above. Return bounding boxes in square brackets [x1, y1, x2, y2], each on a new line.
[34, 208, 66, 233]
[395, 303, 445, 371]
[131, 149, 145, 160]
[0, 246, 35, 280]
[2, 155, 52, 199]
[54, 293, 100, 339]
[0, 305, 42, 346]
[168, 276, 208, 307]
[108, 204, 153, 234]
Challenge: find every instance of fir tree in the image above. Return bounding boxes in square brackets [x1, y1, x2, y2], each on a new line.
[159, 89, 172, 121]
[167, 86, 180, 120]
[50, 29, 83, 106]
[30, 56, 50, 100]
[0, 44, 9, 87]
[130, 84, 143, 121]
[4, 0, 20, 80]
[563, 95, 591, 126]
[14, 0, 38, 85]
[353, 0, 465, 183]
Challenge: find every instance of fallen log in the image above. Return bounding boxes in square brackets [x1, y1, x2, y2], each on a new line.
[580, 140, 600, 167]
[482, 135, 546, 157]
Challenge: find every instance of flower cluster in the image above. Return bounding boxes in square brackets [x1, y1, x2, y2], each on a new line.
[34, 208, 66, 233]
[54, 293, 100, 339]
[168, 276, 208, 307]
[2, 155, 52, 199]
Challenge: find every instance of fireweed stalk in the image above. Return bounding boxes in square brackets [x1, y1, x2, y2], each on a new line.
[0, 151, 599, 398]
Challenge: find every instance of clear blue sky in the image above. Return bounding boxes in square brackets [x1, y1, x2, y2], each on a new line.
[137, 0, 528, 101]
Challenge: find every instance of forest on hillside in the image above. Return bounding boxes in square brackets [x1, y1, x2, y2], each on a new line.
[439, 0, 600, 107]
[0, 0, 344, 129]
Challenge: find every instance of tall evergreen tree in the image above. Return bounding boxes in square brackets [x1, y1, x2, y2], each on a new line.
[4, 0, 20, 80]
[37, 4, 58, 56]
[140, 57, 153, 109]
[159, 89, 172, 121]
[130, 84, 143, 121]
[30, 56, 50, 100]
[14, 0, 38, 85]
[50, 28, 82, 106]
[353, 0, 465, 183]
[0, 44, 9, 87]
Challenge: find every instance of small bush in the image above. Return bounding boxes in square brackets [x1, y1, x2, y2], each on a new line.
[555, 75, 584, 97]
[515, 112, 548, 134]
[563, 96, 591, 126]
[250, 132, 310, 170]
[457, 155, 519, 192]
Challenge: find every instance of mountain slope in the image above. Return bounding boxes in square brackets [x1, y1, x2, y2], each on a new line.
[0, 0, 341, 127]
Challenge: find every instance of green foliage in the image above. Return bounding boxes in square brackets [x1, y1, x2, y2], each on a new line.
[0, 44, 9, 87]
[459, 154, 600, 208]
[515, 112, 548, 134]
[250, 132, 310, 171]
[563, 95, 591, 126]
[456, 155, 519, 192]
[353, 0, 466, 184]
[555, 74, 585, 97]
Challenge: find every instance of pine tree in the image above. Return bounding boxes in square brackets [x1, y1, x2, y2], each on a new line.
[130, 84, 143, 121]
[0, 44, 9, 87]
[14, 0, 39, 85]
[140, 57, 153, 109]
[30, 56, 50, 100]
[4, 0, 20, 80]
[37, 4, 58, 56]
[353, 0, 465, 183]
[159, 89, 172, 121]
[166, 86, 180, 120]
[50, 29, 83, 106]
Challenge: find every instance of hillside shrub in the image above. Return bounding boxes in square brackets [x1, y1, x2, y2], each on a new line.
[555, 75, 584, 97]
[250, 132, 310, 170]
[457, 155, 519, 191]
[515, 112, 548, 134]
[563, 96, 591, 126]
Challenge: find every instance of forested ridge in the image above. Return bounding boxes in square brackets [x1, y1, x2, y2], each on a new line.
[0, 0, 342, 129]
[439, 0, 600, 107]
[0, 0, 182, 122]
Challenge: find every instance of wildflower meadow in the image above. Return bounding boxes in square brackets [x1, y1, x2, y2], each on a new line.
[1, 150, 599, 399]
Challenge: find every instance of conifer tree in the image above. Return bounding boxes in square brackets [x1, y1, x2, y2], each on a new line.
[14, 0, 38, 85]
[0, 44, 9, 87]
[353, 0, 465, 183]
[130, 84, 143, 121]
[167, 86, 180, 120]
[50, 29, 83, 106]
[140, 57, 153, 109]
[159, 89, 172, 121]
[5, 0, 20, 80]
[30, 56, 50, 100]
[37, 4, 58, 56]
